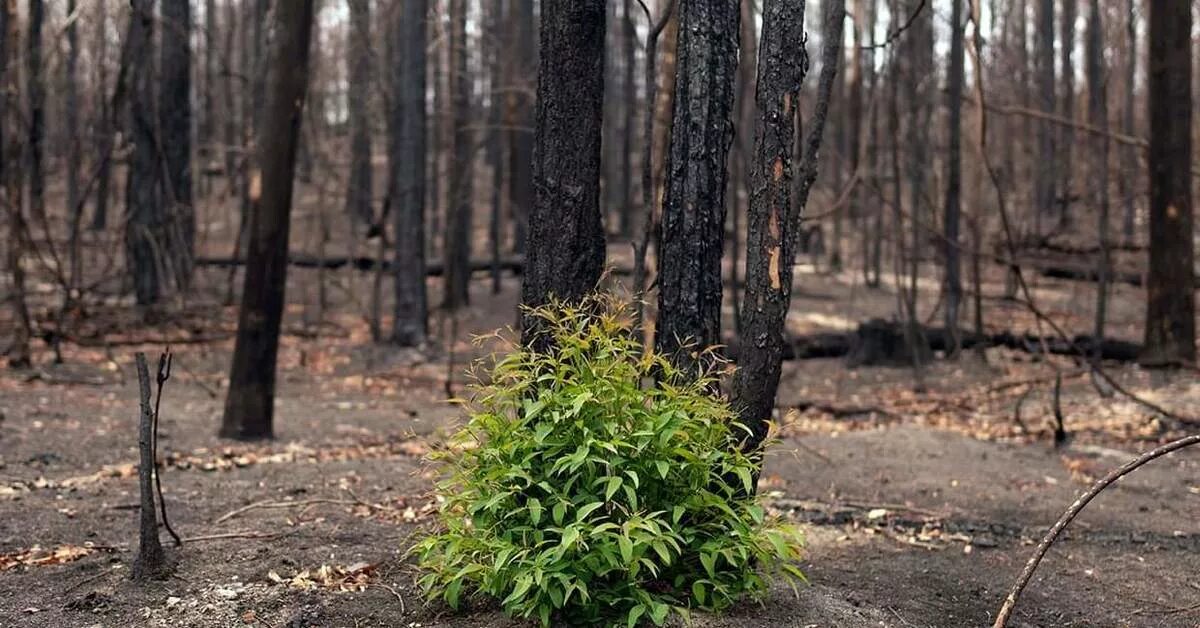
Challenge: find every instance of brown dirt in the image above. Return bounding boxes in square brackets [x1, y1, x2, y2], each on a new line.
[3, 256, 1199, 627]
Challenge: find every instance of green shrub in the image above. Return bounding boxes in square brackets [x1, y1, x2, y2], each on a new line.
[413, 296, 805, 627]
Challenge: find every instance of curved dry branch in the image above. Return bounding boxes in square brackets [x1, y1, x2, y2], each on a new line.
[993, 433, 1200, 627]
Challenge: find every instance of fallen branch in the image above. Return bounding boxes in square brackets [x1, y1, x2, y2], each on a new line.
[993, 433, 1200, 627]
[197, 254, 525, 275]
[182, 530, 294, 543]
[214, 498, 360, 524]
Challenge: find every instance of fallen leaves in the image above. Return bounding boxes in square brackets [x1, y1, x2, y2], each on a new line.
[0, 544, 97, 571]
[267, 562, 376, 593]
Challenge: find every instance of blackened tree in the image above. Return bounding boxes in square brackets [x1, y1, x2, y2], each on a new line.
[221, 0, 317, 439]
[655, 0, 740, 373]
[1141, 0, 1194, 366]
[732, 0, 843, 456]
[520, 0, 607, 349]
[391, 0, 430, 347]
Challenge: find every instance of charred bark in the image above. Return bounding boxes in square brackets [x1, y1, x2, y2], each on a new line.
[507, 0, 535, 254]
[345, 0, 373, 225]
[25, 0, 44, 222]
[160, 0, 194, 289]
[520, 0, 607, 350]
[1141, 0, 1194, 366]
[442, 0, 473, 310]
[655, 0, 740, 372]
[125, 0, 163, 306]
[732, 0, 843, 454]
[1, 0, 29, 369]
[942, 0, 964, 356]
[390, 0, 430, 347]
[221, 0, 315, 439]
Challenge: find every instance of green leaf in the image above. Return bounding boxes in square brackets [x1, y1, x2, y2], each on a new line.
[655, 460, 670, 479]
[735, 467, 754, 494]
[501, 578, 530, 607]
[699, 551, 716, 578]
[561, 526, 579, 549]
[552, 502, 566, 526]
[445, 578, 462, 609]
[626, 604, 646, 628]
[617, 535, 634, 564]
[528, 498, 543, 525]
[576, 501, 603, 522]
[692, 580, 707, 606]
[624, 470, 640, 489]
[648, 601, 670, 626]
[605, 476, 623, 501]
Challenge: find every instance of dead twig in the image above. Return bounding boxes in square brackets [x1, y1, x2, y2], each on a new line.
[182, 530, 294, 543]
[993, 433, 1200, 627]
[373, 582, 407, 614]
[153, 350, 181, 546]
[215, 498, 360, 524]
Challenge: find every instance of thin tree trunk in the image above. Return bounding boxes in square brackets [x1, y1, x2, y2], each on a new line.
[901, 0, 931, 372]
[345, 0, 373, 224]
[655, 0, 740, 373]
[26, 0, 44, 223]
[619, 0, 637, 239]
[520, 0, 607, 350]
[1, 0, 29, 369]
[731, 0, 757, 333]
[488, 0, 506, 294]
[1119, 0, 1136, 245]
[507, 0, 535, 254]
[126, 0, 162, 306]
[202, 0, 217, 193]
[441, 0, 472, 310]
[65, 0, 82, 295]
[943, 0, 964, 357]
[90, 2, 112, 231]
[221, 0, 316, 439]
[1140, 0, 1194, 366]
[733, 0, 843, 458]
[1057, 0, 1075, 229]
[1033, 0, 1055, 234]
[391, 0, 429, 346]
[161, 0, 194, 290]
[1086, 0, 1108, 356]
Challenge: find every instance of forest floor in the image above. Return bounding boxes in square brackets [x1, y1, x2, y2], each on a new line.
[2, 249, 1200, 628]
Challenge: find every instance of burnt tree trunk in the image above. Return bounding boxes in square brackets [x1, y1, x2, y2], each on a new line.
[1, 0, 29, 369]
[132, 353, 167, 580]
[655, 0, 740, 372]
[160, 0, 194, 289]
[1119, 0, 1136, 245]
[391, 0, 429, 347]
[1033, 0, 1055, 233]
[520, 0, 607, 349]
[942, 0, 964, 356]
[25, 0, 44, 222]
[442, 0, 473, 310]
[125, 0, 162, 306]
[90, 3, 112, 231]
[345, 0, 373, 224]
[1057, 0, 1075, 229]
[1141, 0, 1194, 366]
[507, 0, 535, 254]
[732, 0, 842, 457]
[1086, 0, 1109, 354]
[221, 0, 315, 439]
[65, 0, 81, 294]
[619, 0, 637, 239]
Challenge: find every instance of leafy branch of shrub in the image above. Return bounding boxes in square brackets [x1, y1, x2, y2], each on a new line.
[413, 295, 806, 627]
